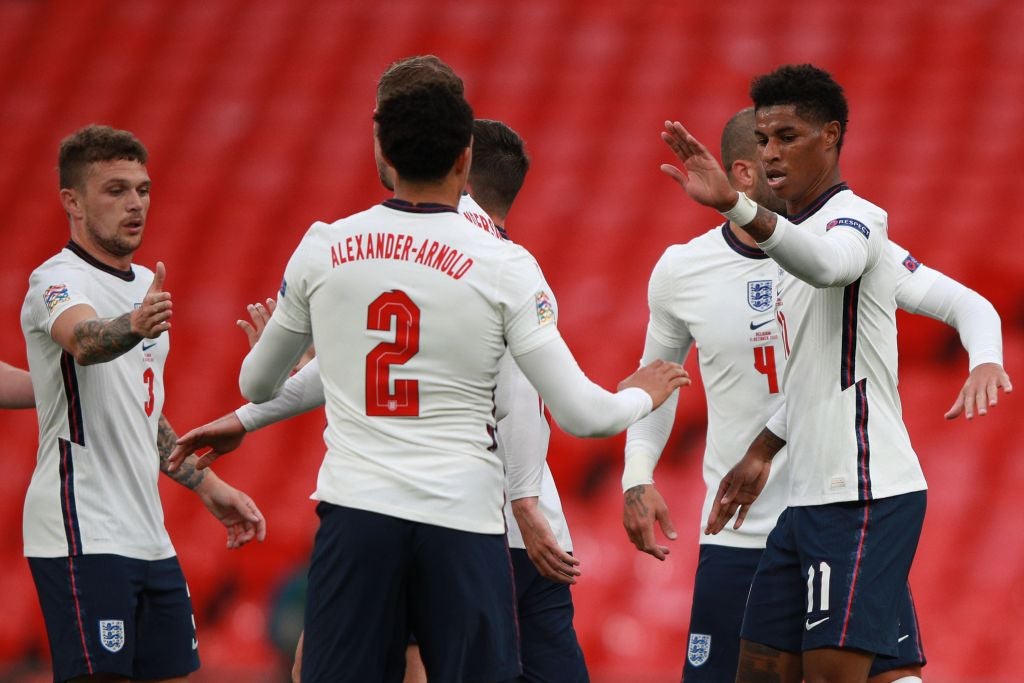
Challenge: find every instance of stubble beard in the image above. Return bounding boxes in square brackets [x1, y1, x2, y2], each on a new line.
[85, 218, 141, 259]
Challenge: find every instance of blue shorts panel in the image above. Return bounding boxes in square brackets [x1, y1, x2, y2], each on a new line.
[302, 503, 520, 683]
[510, 548, 588, 683]
[741, 491, 926, 658]
[869, 583, 927, 675]
[682, 545, 762, 681]
[28, 554, 199, 682]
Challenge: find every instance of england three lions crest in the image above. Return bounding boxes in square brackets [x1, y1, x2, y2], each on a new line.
[99, 619, 125, 653]
[747, 280, 773, 312]
[687, 632, 711, 667]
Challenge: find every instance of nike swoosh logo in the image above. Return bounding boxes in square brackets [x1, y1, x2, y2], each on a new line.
[142, 342, 157, 351]
[750, 319, 773, 330]
[805, 617, 830, 631]
[898, 634, 910, 643]
[192, 638, 199, 650]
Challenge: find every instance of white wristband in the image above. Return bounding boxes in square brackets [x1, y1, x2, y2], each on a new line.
[721, 191, 758, 226]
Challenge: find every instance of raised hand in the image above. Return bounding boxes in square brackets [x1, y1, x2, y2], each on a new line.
[618, 359, 689, 409]
[167, 412, 247, 473]
[623, 484, 677, 561]
[945, 362, 1013, 420]
[660, 121, 738, 211]
[512, 497, 581, 584]
[130, 261, 172, 338]
[237, 298, 276, 348]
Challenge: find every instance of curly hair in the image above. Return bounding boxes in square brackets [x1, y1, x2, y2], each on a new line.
[750, 64, 849, 151]
[469, 119, 529, 218]
[58, 124, 148, 190]
[376, 55, 464, 106]
[373, 81, 473, 183]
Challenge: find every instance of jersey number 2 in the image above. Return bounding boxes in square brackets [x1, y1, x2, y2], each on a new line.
[753, 345, 779, 394]
[366, 290, 420, 416]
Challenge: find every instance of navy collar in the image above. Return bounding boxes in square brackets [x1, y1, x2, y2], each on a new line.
[65, 241, 135, 281]
[721, 221, 768, 260]
[788, 182, 850, 225]
[382, 198, 458, 214]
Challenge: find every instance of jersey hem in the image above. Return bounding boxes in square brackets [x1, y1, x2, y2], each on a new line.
[313, 495, 506, 535]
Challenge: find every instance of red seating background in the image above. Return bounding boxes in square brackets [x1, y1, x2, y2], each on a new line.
[1, 1, 1022, 680]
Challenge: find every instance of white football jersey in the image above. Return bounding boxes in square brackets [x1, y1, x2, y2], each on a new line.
[764, 184, 926, 506]
[21, 242, 173, 560]
[645, 223, 791, 547]
[273, 199, 560, 535]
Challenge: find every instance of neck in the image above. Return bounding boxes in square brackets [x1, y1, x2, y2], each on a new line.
[728, 221, 759, 248]
[393, 176, 462, 209]
[69, 226, 133, 270]
[785, 165, 842, 217]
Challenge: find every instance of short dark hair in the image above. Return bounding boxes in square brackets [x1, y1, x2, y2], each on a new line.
[373, 81, 473, 183]
[469, 119, 529, 217]
[721, 107, 757, 178]
[58, 124, 148, 190]
[750, 64, 849, 151]
[377, 55, 464, 105]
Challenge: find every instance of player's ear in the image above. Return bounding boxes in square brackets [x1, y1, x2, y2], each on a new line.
[453, 141, 472, 177]
[730, 160, 756, 193]
[59, 188, 83, 220]
[821, 121, 841, 151]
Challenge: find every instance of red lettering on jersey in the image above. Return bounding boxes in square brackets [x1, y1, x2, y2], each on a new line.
[422, 240, 440, 265]
[364, 233, 375, 258]
[452, 258, 473, 279]
[331, 244, 342, 267]
[400, 235, 413, 261]
[413, 239, 430, 264]
[345, 236, 355, 262]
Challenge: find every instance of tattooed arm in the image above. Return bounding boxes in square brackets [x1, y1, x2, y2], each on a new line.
[49, 263, 171, 366]
[159, 414, 267, 548]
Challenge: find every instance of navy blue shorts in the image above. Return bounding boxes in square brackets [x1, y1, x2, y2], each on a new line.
[741, 491, 926, 657]
[682, 544, 763, 681]
[28, 553, 199, 682]
[869, 582, 927, 675]
[301, 503, 520, 683]
[510, 548, 588, 683]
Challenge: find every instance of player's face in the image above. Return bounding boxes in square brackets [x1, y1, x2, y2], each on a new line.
[755, 105, 836, 214]
[748, 159, 788, 215]
[73, 160, 150, 260]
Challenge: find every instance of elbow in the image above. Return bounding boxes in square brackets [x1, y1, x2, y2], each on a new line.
[239, 373, 275, 404]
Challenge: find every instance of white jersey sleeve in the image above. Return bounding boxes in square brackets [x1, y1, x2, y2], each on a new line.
[889, 242, 1003, 369]
[235, 358, 325, 432]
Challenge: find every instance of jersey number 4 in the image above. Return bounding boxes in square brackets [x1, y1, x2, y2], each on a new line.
[366, 290, 420, 416]
[753, 345, 779, 394]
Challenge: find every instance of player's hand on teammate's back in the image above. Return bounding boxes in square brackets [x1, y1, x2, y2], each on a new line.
[129, 261, 172, 338]
[659, 121, 737, 212]
[512, 497, 581, 584]
[618, 359, 689, 409]
[167, 412, 247, 473]
[705, 450, 772, 535]
[194, 471, 266, 548]
[622, 484, 677, 561]
[945, 362, 1013, 420]
[237, 297, 316, 372]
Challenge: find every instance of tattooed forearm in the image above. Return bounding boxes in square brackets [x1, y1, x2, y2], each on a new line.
[752, 427, 787, 461]
[158, 415, 207, 490]
[624, 485, 650, 516]
[72, 313, 142, 365]
[736, 205, 779, 243]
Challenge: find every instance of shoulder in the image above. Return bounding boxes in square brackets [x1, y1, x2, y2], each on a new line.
[822, 190, 887, 231]
[29, 250, 85, 287]
[652, 227, 720, 279]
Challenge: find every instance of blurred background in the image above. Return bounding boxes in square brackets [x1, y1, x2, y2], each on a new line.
[1, 0, 1022, 681]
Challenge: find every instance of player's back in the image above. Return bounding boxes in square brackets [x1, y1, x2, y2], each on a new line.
[280, 199, 556, 534]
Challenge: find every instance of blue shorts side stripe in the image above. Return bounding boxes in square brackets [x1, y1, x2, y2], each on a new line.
[839, 504, 870, 647]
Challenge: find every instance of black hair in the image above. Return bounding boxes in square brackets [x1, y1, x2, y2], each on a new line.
[376, 55, 464, 105]
[373, 81, 474, 183]
[750, 64, 849, 151]
[469, 119, 529, 217]
[59, 124, 148, 190]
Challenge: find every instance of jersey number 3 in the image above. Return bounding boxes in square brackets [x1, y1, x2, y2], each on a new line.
[753, 345, 779, 394]
[366, 290, 420, 416]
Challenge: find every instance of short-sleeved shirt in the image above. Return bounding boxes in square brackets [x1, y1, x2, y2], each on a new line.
[21, 242, 173, 560]
[274, 200, 560, 534]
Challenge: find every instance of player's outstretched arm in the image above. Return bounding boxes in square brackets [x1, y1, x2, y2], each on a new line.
[237, 297, 315, 373]
[945, 362, 1012, 420]
[166, 412, 247, 473]
[158, 414, 265, 548]
[0, 361, 34, 409]
[514, 337, 689, 438]
[50, 262, 171, 366]
[239, 316, 313, 403]
[511, 497, 581, 584]
[623, 484, 677, 561]
[705, 427, 784, 535]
